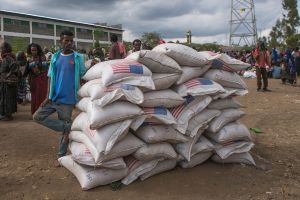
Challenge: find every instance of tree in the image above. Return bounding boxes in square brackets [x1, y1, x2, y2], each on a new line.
[269, 19, 285, 47]
[94, 28, 104, 48]
[141, 32, 161, 49]
[282, 0, 300, 47]
[282, 0, 300, 36]
[268, 0, 300, 48]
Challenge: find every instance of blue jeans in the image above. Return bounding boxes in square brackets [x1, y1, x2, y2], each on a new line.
[33, 101, 74, 158]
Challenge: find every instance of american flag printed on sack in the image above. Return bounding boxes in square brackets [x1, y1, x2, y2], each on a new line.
[169, 96, 195, 119]
[104, 86, 117, 92]
[184, 79, 214, 89]
[143, 107, 167, 115]
[211, 59, 234, 72]
[104, 84, 135, 92]
[112, 61, 144, 74]
[124, 155, 139, 170]
[84, 147, 91, 155]
[121, 84, 135, 90]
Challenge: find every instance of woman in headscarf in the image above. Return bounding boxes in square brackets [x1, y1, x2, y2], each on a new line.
[0, 42, 19, 121]
[24, 43, 49, 116]
[16, 51, 28, 104]
[284, 49, 296, 85]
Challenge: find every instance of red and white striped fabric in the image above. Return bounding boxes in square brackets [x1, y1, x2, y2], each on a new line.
[100, 59, 154, 89]
[199, 51, 250, 72]
[174, 78, 225, 97]
[170, 95, 212, 134]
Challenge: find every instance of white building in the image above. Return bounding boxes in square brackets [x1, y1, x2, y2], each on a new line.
[0, 10, 124, 51]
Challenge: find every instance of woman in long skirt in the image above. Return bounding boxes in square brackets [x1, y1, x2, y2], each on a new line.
[24, 43, 49, 116]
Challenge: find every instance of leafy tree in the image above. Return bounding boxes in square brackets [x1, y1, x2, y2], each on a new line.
[282, 0, 300, 37]
[94, 40, 100, 48]
[141, 32, 161, 49]
[268, 0, 299, 48]
[269, 19, 285, 47]
[94, 28, 104, 48]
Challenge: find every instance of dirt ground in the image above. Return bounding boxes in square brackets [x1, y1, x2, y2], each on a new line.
[1, 78, 300, 200]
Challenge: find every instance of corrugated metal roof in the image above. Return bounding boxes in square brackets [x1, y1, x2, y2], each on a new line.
[0, 10, 124, 31]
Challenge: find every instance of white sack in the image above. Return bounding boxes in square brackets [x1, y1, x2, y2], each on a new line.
[70, 132, 145, 163]
[69, 118, 131, 162]
[174, 78, 225, 97]
[213, 87, 248, 99]
[140, 89, 184, 108]
[58, 155, 128, 190]
[142, 107, 177, 125]
[93, 84, 144, 107]
[130, 106, 177, 130]
[170, 95, 212, 134]
[69, 141, 127, 169]
[100, 59, 154, 89]
[208, 98, 243, 110]
[79, 79, 144, 105]
[191, 136, 215, 156]
[140, 159, 177, 181]
[77, 79, 102, 98]
[151, 73, 181, 91]
[214, 141, 254, 159]
[211, 152, 256, 166]
[207, 108, 245, 133]
[85, 59, 93, 70]
[206, 122, 252, 144]
[199, 51, 250, 72]
[122, 156, 162, 185]
[174, 128, 205, 161]
[133, 143, 177, 161]
[204, 69, 247, 89]
[126, 50, 182, 73]
[82, 60, 121, 81]
[179, 151, 213, 168]
[229, 88, 249, 96]
[77, 99, 143, 129]
[134, 125, 188, 144]
[176, 64, 211, 85]
[186, 109, 221, 137]
[152, 43, 208, 67]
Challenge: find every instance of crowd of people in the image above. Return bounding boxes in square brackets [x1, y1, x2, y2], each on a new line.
[0, 31, 142, 166]
[224, 43, 300, 91]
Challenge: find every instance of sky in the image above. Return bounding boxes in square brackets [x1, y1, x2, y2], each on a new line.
[0, 0, 299, 45]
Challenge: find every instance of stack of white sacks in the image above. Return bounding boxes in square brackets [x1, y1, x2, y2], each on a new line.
[58, 44, 255, 190]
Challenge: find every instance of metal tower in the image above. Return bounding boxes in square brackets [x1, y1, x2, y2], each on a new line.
[229, 0, 258, 46]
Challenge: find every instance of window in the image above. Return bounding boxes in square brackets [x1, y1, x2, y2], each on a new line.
[4, 18, 29, 27]
[3, 18, 30, 33]
[32, 22, 54, 36]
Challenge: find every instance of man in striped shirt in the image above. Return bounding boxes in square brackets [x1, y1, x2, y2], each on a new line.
[252, 41, 271, 92]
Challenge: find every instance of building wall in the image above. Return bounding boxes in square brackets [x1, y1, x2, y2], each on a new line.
[77, 42, 93, 51]
[32, 38, 54, 49]
[0, 11, 123, 52]
[32, 22, 54, 36]
[3, 18, 30, 33]
[4, 35, 30, 52]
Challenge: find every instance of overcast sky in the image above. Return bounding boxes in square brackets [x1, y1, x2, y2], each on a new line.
[1, 0, 299, 45]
